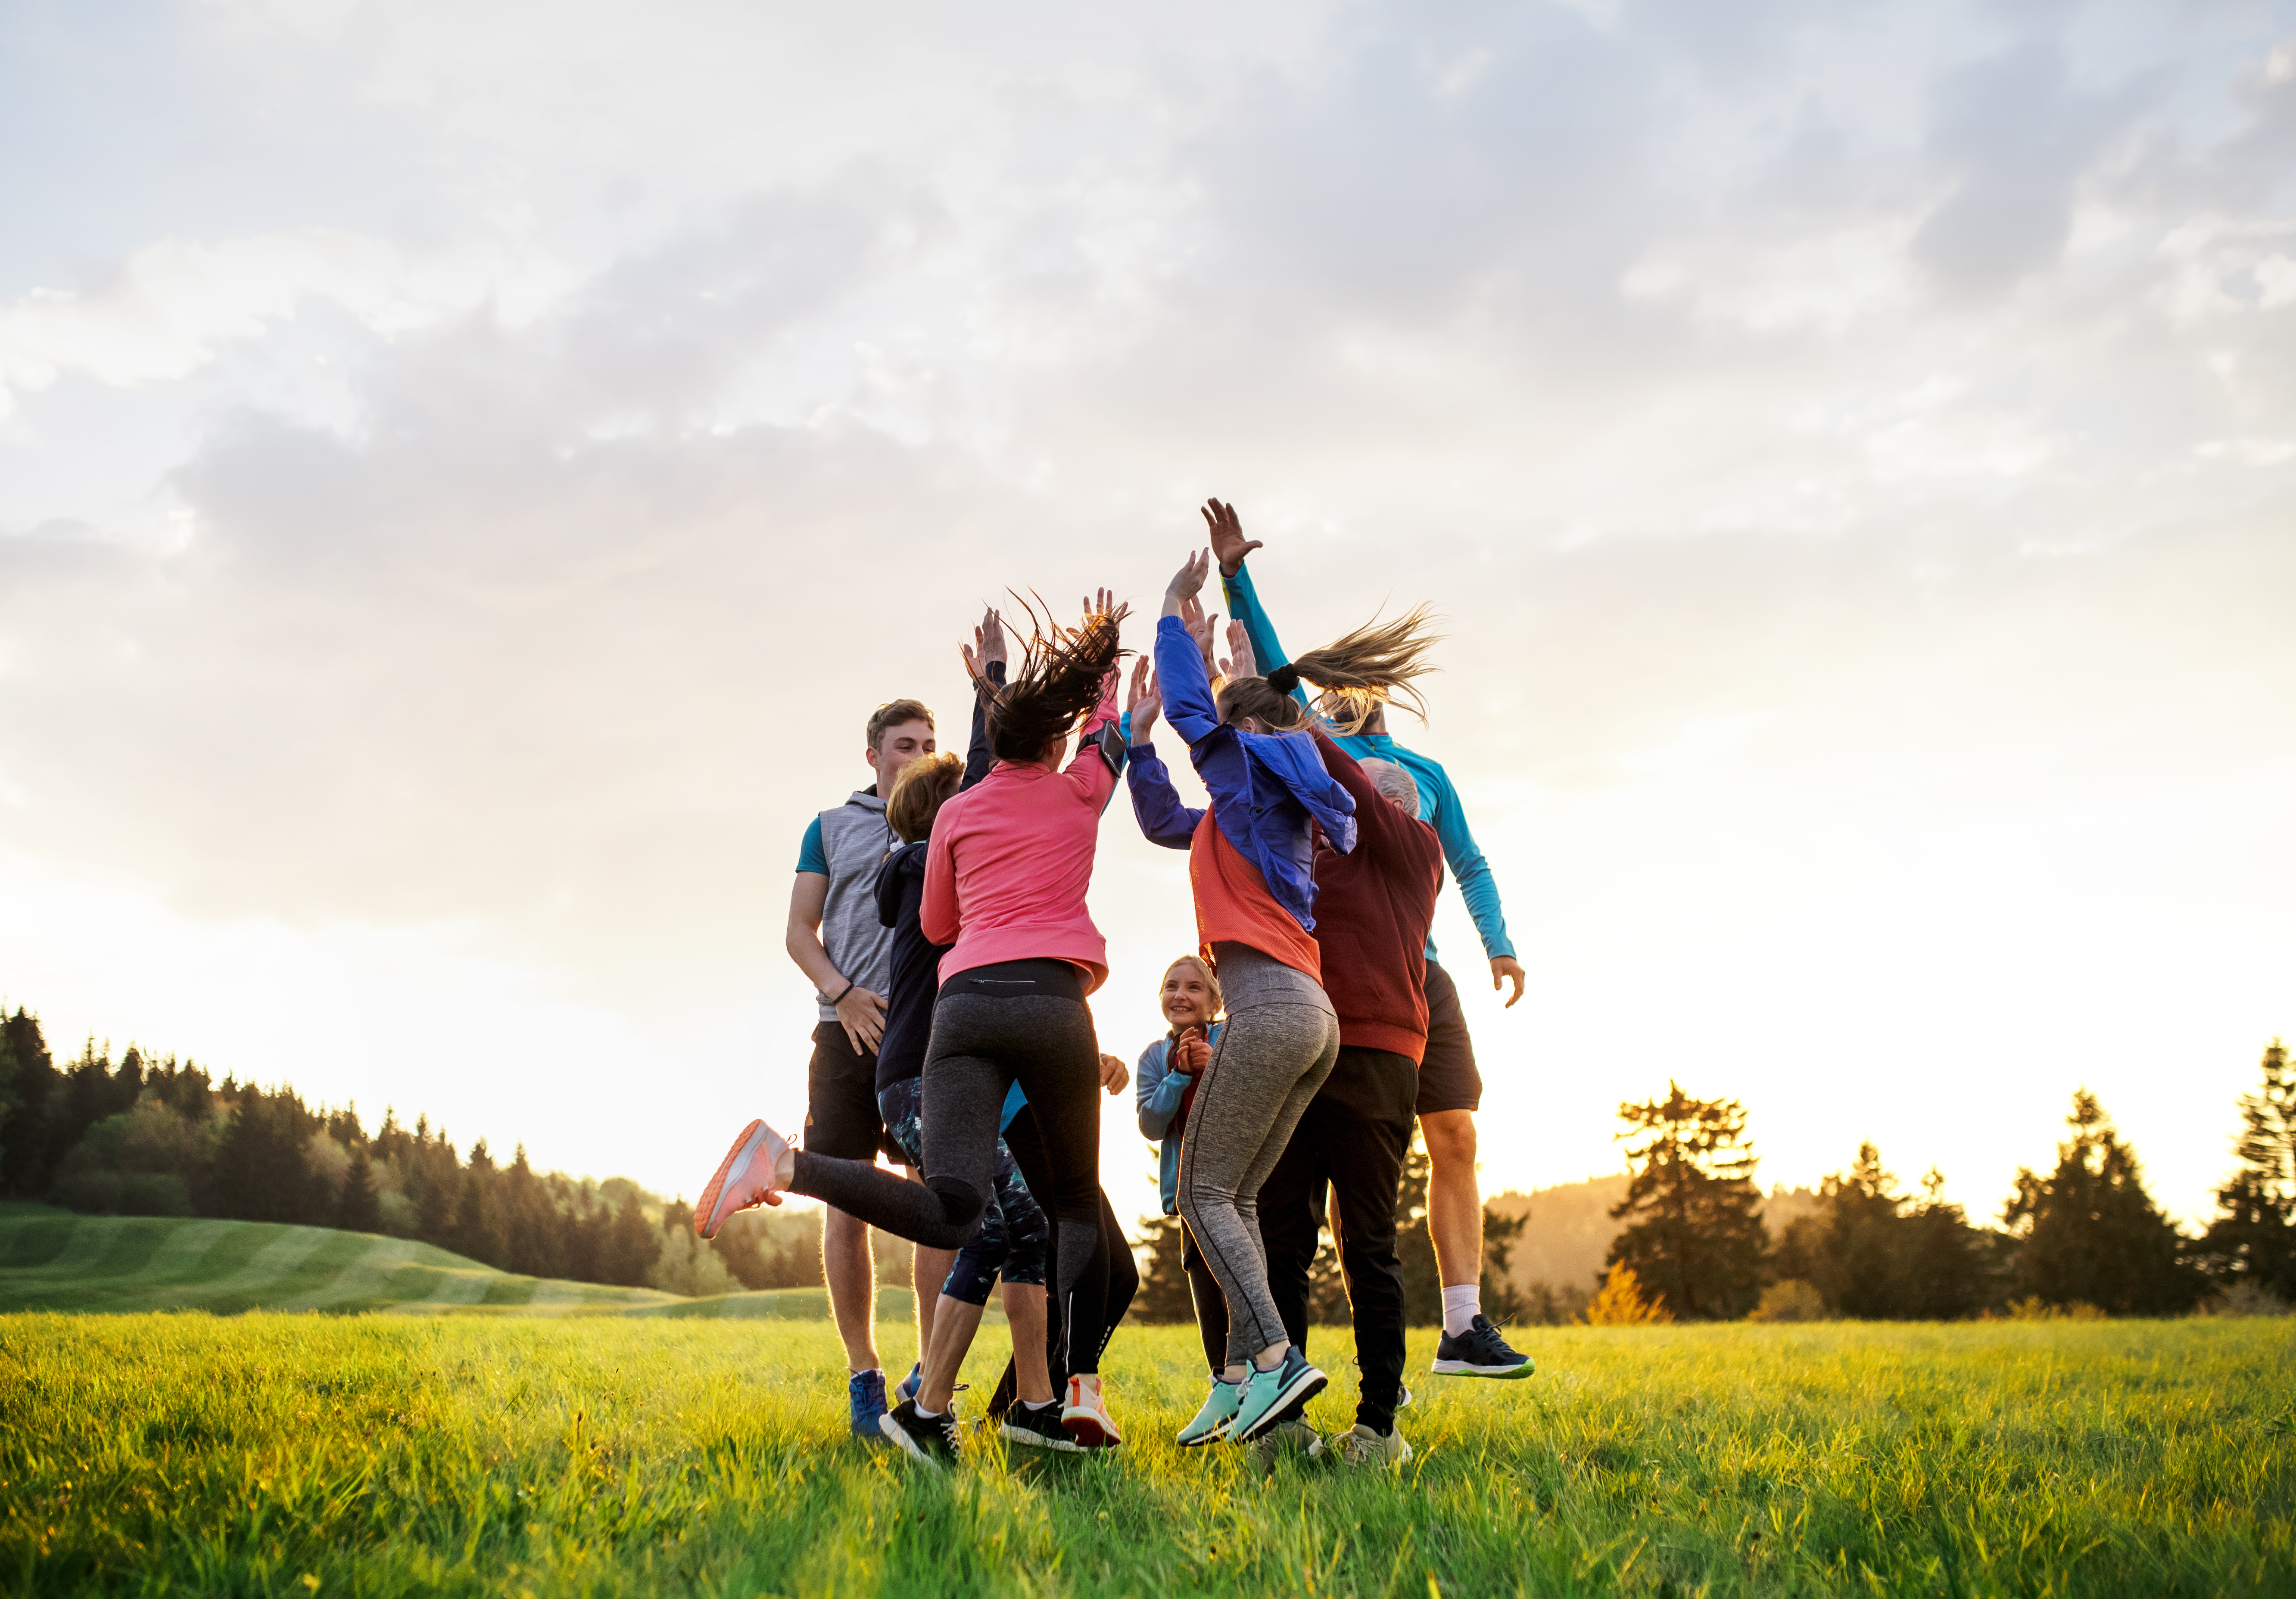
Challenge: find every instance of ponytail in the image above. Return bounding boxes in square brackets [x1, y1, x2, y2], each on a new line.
[1215, 604, 1440, 734]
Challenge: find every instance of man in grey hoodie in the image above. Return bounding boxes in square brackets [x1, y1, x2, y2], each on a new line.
[787, 697, 937, 1437]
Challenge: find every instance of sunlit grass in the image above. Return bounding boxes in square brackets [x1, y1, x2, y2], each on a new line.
[2, 1312, 2290, 1596]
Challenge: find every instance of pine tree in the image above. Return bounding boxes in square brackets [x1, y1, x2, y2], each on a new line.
[2005, 1089, 2204, 1316]
[2199, 1040, 2296, 1299]
[1479, 1203, 1530, 1323]
[605, 1189, 659, 1288]
[1604, 1081, 1768, 1320]
[336, 1145, 382, 1233]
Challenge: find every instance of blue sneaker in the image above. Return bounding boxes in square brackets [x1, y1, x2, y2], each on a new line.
[1230, 1345, 1327, 1443]
[895, 1363, 923, 1405]
[849, 1369, 890, 1439]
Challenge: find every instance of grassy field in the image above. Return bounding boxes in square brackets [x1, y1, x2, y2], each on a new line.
[0, 1204, 924, 1322]
[1, 1309, 2289, 1598]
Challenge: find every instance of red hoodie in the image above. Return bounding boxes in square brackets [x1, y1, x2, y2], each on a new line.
[1307, 728, 1444, 1061]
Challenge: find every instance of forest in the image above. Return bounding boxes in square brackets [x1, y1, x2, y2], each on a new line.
[4, 1001, 2289, 1322]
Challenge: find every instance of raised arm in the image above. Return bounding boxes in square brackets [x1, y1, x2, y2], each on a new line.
[1125, 659, 1203, 848]
[1417, 757, 1523, 995]
[1155, 551, 1225, 746]
[959, 608, 1008, 790]
[1206, 501, 1308, 714]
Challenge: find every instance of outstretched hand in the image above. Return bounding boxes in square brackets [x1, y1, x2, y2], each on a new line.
[1084, 586, 1118, 622]
[1202, 499, 1263, 577]
[960, 606, 1007, 680]
[1126, 657, 1162, 744]
[1179, 594, 1219, 670]
[1163, 548, 1211, 615]
[1220, 619, 1256, 682]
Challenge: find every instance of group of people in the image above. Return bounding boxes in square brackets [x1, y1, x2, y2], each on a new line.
[695, 501, 1533, 1471]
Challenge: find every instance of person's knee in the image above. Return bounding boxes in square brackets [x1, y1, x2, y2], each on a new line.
[921, 1175, 989, 1248]
[1421, 1110, 1477, 1170]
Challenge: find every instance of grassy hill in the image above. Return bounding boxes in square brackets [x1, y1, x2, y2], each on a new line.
[0, 1203, 919, 1321]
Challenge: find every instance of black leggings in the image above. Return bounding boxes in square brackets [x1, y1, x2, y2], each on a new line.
[789, 963, 1112, 1373]
[1182, 1219, 1229, 1375]
[985, 1131, 1138, 1416]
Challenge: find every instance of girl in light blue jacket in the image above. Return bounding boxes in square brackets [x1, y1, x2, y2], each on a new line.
[1135, 955, 1228, 1385]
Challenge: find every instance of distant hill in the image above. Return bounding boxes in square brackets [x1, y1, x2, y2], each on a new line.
[1487, 1175, 1825, 1300]
[0, 1204, 919, 1321]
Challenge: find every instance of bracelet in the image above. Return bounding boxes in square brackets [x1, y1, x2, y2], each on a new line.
[830, 980, 856, 1006]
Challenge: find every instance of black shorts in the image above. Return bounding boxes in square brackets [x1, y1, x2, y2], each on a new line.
[1414, 960, 1483, 1117]
[804, 1021, 900, 1163]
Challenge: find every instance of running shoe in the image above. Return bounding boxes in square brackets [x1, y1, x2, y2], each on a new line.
[1230, 1346, 1327, 1443]
[849, 1369, 890, 1440]
[879, 1399, 960, 1468]
[1334, 1422, 1414, 1469]
[1430, 1314, 1535, 1378]
[1395, 1384, 1414, 1411]
[1175, 1376, 1244, 1447]
[1060, 1375, 1123, 1449]
[1248, 1418, 1326, 1478]
[895, 1362, 922, 1405]
[694, 1118, 789, 1239]
[999, 1401, 1082, 1453]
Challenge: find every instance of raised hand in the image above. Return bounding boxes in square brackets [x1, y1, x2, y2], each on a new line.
[960, 606, 1007, 680]
[1201, 499, 1264, 577]
[1219, 619, 1257, 682]
[1162, 548, 1211, 614]
[1178, 594, 1219, 672]
[1126, 657, 1162, 744]
[1084, 586, 1118, 621]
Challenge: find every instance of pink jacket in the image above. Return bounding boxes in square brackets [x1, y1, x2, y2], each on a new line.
[922, 693, 1119, 994]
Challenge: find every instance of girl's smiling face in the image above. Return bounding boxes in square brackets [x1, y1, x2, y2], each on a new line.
[1160, 962, 1212, 1030]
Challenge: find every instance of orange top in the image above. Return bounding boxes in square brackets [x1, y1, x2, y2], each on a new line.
[1189, 809, 1322, 984]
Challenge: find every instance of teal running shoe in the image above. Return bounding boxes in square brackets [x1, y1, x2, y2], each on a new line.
[1230, 1346, 1327, 1443]
[1175, 1376, 1245, 1447]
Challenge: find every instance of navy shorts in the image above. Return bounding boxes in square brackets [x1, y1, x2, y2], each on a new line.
[1413, 960, 1483, 1117]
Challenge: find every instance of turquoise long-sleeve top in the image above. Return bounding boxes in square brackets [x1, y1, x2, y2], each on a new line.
[1219, 560, 1518, 964]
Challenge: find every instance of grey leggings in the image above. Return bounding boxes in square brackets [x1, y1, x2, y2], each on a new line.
[1175, 942, 1340, 1365]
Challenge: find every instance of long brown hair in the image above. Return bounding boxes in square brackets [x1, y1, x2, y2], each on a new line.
[1215, 604, 1440, 735]
[975, 594, 1131, 762]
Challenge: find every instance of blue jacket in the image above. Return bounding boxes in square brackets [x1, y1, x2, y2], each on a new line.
[1135, 615, 1356, 931]
[1134, 1022, 1224, 1215]
[1219, 563, 1517, 964]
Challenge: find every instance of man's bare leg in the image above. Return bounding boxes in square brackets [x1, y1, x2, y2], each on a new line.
[913, 1244, 957, 1368]
[1420, 1109, 1482, 1290]
[918, 1295, 985, 1412]
[1002, 1282, 1053, 1405]
[822, 1207, 881, 1372]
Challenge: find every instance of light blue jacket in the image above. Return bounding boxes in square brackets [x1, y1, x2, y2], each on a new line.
[1135, 1022, 1224, 1216]
[1219, 562, 1518, 964]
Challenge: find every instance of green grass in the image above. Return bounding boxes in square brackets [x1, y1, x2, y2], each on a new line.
[0, 1206, 925, 1322]
[1, 1313, 2289, 1597]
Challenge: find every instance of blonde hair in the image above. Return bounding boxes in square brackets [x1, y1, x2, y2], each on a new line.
[1162, 954, 1224, 1021]
[1215, 604, 1440, 735]
[885, 751, 963, 843]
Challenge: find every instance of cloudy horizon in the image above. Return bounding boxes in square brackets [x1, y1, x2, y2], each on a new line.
[3, 0, 2293, 1234]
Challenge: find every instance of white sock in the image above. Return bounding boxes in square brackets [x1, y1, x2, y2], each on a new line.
[913, 1403, 944, 1419]
[1442, 1285, 1481, 1337]
[1024, 1397, 1058, 1412]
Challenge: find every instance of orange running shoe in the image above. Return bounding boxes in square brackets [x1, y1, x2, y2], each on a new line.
[695, 1118, 790, 1239]
[1059, 1374, 1123, 1449]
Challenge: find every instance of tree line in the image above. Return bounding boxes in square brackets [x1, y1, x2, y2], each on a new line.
[0, 1008, 825, 1298]
[1587, 1042, 2293, 1322]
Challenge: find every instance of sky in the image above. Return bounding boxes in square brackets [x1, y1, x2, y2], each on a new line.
[2, 0, 2293, 1239]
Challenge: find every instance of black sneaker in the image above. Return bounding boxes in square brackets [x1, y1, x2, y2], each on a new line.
[1430, 1314, 1535, 1378]
[999, 1401, 1082, 1453]
[879, 1399, 961, 1468]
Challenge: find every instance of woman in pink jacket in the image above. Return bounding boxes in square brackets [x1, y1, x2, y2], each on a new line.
[696, 594, 1132, 1465]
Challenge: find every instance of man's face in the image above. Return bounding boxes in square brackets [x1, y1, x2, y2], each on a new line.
[867, 719, 937, 790]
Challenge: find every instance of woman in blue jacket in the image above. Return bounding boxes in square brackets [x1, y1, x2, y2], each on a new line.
[1134, 955, 1227, 1432]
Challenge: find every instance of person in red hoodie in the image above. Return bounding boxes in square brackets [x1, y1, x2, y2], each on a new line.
[1257, 715, 1444, 1469]
[695, 594, 1132, 1467]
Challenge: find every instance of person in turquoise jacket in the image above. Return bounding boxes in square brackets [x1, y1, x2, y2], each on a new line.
[1204, 501, 1534, 1380]
[1132, 955, 1230, 1392]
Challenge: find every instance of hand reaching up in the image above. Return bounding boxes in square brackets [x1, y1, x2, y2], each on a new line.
[960, 606, 1007, 680]
[1126, 657, 1162, 744]
[1202, 499, 1263, 577]
[1163, 548, 1211, 614]
[1220, 619, 1257, 682]
[1179, 594, 1219, 673]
